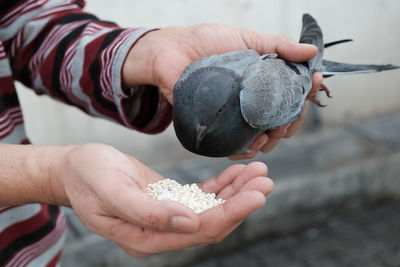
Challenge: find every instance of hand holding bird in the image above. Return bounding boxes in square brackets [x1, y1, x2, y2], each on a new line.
[172, 14, 399, 157]
[123, 23, 323, 159]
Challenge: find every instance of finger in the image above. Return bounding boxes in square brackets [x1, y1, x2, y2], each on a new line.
[119, 190, 266, 254]
[249, 134, 269, 151]
[228, 151, 257, 160]
[238, 176, 274, 196]
[239, 30, 318, 62]
[285, 104, 308, 138]
[200, 164, 246, 194]
[217, 162, 268, 199]
[218, 175, 273, 201]
[208, 177, 274, 240]
[260, 136, 281, 153]
[276, 40, 318, 62]
[267, 125, 289, 139]
[260, 125, 289, 153]
[104, 183, 199, 233]
[227, 135, 268, 160]
[156, 190, 266, 249]
[202, 190, 266, 233]
[123, 248, 151, 259]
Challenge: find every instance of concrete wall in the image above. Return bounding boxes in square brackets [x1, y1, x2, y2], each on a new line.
[16, 0, 400, 168]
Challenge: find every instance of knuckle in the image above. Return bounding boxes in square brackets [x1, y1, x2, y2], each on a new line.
[202, 231, 225, 244]
[142, 210, 162, 229]
[279, 36, 292, 43]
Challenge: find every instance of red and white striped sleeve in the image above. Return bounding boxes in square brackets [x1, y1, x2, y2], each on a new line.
[2, 0, 172, 134]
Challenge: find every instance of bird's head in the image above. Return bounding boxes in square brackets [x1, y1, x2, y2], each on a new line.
[173, 67, 254, 157]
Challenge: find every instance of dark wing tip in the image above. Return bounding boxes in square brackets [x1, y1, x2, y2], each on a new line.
[386, 64, 400, 70]
[302, 13, 316, 24]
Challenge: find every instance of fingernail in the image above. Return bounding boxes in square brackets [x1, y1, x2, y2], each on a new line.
[171, 216, 196, 233]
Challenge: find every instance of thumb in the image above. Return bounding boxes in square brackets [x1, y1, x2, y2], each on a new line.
[106, 184, 200, 233]
[238, 29, 318, 62]
[276, 40, 318, 62]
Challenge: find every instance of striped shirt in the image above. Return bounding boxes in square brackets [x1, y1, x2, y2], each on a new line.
[0, 0, 172, 265]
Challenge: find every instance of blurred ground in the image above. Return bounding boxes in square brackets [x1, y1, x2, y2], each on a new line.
[61, 110, 400, 267]
[193, 200, 400, 267]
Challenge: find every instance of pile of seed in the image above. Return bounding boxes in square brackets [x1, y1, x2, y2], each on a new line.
[147, 179, 225, 214]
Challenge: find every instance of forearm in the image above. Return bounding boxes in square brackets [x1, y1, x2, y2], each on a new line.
[3, 0, 171, 134]
[0, 144, 72, 206]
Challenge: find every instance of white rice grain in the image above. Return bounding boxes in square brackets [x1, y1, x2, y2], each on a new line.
[147, 179, 225, 214]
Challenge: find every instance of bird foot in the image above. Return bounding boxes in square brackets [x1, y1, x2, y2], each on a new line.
[310, 97, 326, 107]
[319, 83, 332, 98]
[310, 83, 332, 107]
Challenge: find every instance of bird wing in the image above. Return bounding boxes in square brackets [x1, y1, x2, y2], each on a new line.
[239, 58, 308, 129]
[178, 50, 260, 82]
[300, 14, 324, 72]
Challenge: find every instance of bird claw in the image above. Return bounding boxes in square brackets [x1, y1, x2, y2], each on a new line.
[310, 96, 327, 107]
[311, 83, 331, 107]
[319, 83, 332, 98]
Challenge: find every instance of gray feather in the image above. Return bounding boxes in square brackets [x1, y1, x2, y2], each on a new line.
[240, 57, 307, 129]
[179, 50, 259, 82]
[322, 59, 399, 76]
[299, 13, 324, 72]
[239, 14, 321, 130]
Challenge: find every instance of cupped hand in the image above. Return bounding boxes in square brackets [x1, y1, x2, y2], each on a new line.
[55, 143, 273, 257]
[123, 24, 323, 159]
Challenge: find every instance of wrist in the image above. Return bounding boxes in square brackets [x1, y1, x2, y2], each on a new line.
[0, 144, 75, 206]
[38, 145, 77, 206]
[122, 29, 161, 89]
[22, 145, 76, 206]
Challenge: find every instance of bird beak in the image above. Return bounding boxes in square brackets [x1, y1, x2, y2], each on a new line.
[195, 124, 208, 149]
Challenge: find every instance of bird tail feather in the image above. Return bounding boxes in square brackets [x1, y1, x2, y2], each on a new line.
[322, 59, 399, 78]
[324, 39, 353, 48]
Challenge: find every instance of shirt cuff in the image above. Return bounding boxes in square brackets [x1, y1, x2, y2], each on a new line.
[107, 28, 172, 134]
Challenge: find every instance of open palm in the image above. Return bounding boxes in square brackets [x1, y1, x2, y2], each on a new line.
[60, 143, 272, 257]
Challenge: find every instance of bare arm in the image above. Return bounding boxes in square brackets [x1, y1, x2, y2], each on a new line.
[0, 144, 71, 206]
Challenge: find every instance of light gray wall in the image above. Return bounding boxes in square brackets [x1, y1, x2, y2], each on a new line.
[17, 0, 400, 168]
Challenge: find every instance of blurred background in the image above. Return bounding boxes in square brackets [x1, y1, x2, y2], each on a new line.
[14, 0, 400, 266]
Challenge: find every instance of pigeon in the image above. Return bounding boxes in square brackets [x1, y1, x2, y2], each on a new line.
[172, 14, 399, 157]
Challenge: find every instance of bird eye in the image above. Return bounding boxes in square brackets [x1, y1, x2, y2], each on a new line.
[217, 107, 224, 114]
